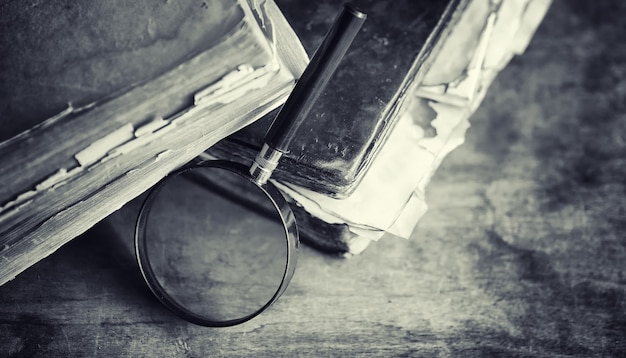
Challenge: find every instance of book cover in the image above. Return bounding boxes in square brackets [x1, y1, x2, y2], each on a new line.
[0, 0, 308, 284]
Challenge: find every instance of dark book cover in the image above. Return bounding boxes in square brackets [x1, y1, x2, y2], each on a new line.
[210, 0, 458, 198]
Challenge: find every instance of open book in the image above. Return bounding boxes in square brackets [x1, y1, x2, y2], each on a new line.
[0, 0, 308, 285]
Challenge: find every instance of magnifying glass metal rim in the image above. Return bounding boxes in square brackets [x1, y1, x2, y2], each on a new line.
[134, 3, 366, 327]
[135, 160, 299, 327]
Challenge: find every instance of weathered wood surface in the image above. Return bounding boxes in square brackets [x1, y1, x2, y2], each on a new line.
[1, 0, 625, 356]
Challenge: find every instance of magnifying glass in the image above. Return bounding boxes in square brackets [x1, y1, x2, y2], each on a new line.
[135, 3, 366, 327]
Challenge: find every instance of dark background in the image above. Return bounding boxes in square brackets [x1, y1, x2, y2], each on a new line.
[1, 0, 625, 356]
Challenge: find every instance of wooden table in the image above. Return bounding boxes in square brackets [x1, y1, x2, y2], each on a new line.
[1, 0, 625, 356]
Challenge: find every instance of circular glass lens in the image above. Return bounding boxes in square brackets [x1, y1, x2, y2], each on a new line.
[136, 164, 292, 325]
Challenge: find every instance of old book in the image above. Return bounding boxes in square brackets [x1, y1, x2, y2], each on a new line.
[0, 0, 308, 284]
[208, 0, 552, 255]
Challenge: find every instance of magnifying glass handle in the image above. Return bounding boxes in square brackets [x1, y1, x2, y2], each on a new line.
[250, 3, 366, 184]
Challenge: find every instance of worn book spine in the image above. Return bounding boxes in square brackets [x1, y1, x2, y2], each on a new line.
[0, 0, 308, 285]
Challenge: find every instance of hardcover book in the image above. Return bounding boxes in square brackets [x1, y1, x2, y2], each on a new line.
[208, 0, 552, 255]
[0, 0, 308, 284]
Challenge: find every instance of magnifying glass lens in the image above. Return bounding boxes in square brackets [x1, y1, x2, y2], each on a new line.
[138, 165, 289, 324]
[136, 3, 365, 326]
